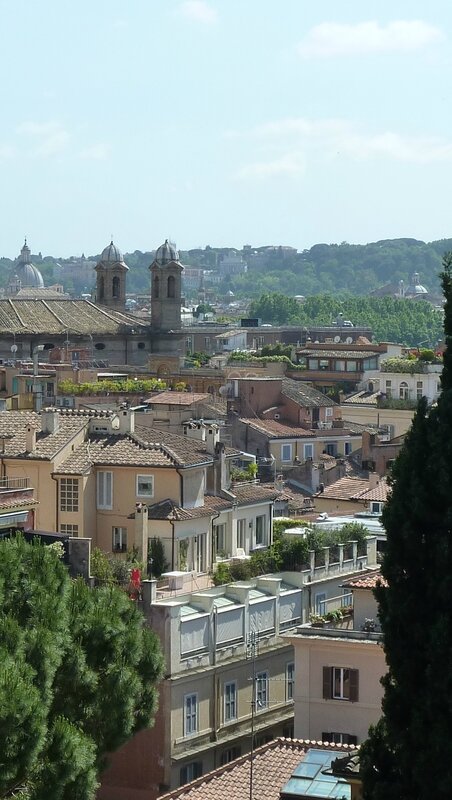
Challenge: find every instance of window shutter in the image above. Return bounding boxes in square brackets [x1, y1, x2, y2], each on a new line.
[322, 666, 332, 699]
[322, 732, 331, 742]
[349, 669, 359, 702]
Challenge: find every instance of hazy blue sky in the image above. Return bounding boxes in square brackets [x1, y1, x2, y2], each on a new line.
[1, 0, 451, 257]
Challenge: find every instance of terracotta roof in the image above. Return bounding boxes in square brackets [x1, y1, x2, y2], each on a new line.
[231, 483, 279, 505]
[147, 495, 232, 521]
[352, 480, 390, 502]
[298, 349, 381, 359]
[0, 411, 88, 460]
[343, 569, 387, 589]
[158, 739, 355, 800]
[342, 390, 380, 406]
[282, 378, 336, 408]
[144, 392, 210, 406]
[316, 476, 370, 500]
[238, 418, 315, 439]
[0, 496, 37, 510]
[0, 298, 147, 335]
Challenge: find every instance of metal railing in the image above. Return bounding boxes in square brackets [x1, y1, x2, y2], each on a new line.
[0, 477, 31, 491]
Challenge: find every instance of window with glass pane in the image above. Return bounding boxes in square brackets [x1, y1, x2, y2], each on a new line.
[60, 523, 78, 536]
[399, 382, 409, 400]
[304, 443, 314, 460]
[224, 681, 237, 722]
[60, 478, 79, 512]
[255, 515, 266, 545]
[184, 694, 198, 736]
[281, 443, 292, 462]
[286, 663, 295, 701]
[315, 592, 327, 615]
[112, 527, 127, 552]
[256, 672, 268, 710]
[333, 667, 351, 699]
[416, 381, 423, 400]
[136, 474, 154, 498]
[214, 523, 226, 553]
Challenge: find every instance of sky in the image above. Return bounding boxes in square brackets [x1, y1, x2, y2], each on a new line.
[1, 0, 452, 257]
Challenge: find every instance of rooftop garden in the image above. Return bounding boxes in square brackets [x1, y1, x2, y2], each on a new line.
[58, 378, 167, 396]
[380, 350, 442, 374]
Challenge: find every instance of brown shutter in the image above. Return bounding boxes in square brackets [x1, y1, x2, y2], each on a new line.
[323, 666, 332, 699]
[349, 669, 359, 702]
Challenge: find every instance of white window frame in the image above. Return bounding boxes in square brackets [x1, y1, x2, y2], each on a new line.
[237, 518, 246, 549]
[112, 526, 127, 552]
[97, 471, 113, 510]
[255, 515, 266, 546]
[281, 443, 293, 462]
[214, 523, 226, 553]
[315, 592, 327, 615]
[332, 667, 351, 700]
[370, 501, 383, 514]
[399, 381, 409, 400]
[136, 474, 154, 498]
[286, 662, 295, 701]
[325, 407, 333, 418]
[60, 478, 79, 512]
[303, 443, 314, 460]
[255, 671, 269, 711]
[416, 380, 423, 400]
[224, 681, 237, 722]
[184, 693, 198, 737]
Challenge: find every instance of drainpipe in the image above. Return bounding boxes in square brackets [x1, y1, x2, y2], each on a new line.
[176, 468, 184, 507]
[211, 510, 221, 566]
[170, 519, 176, 570]
[51, 472, 59, 532]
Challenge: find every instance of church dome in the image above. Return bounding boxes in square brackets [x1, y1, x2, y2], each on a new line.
[405, 272, 428, 296]
[10, 239, 44, 288]
[99, 240, 125, 264]
[154, 239, 179, 266]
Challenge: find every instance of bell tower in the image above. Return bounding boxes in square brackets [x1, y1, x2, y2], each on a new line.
[95, 240, 129, 311]
[150, 239, 183, 332]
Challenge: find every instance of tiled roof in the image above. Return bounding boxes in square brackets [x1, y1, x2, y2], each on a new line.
[238, 418, 315, 439]
[144, 392, 210, 405]
[282, 378, 336, 408]
[214, 329, 244, 338]
[352, 480, 390, 502]
[147, 495, 232, 521]
[298, 349, 381, 359]
[0, 411, 88, 460]
[0, 496, 38, 510]
[316, 476, 370, 500]
[342, 390, 380, 406]
[231, 483, 279, 505]
[0, 299, 147, 335]
[343, 569, 387, 589]
[158, 739, 355, 800]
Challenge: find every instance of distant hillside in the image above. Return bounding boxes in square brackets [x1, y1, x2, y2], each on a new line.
[1, 237, 451, 298]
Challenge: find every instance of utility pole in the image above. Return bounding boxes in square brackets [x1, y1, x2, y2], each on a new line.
[246, 631, 259, 800]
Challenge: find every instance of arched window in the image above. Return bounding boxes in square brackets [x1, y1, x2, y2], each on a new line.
[112, 275, 120, 298]
[399, 381, 409, 400]
[167, 275, 176, 298]
[98, 276, 104, 301]
[153, 275, 160, 299]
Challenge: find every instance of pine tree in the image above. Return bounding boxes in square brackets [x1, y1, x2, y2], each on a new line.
[361, 253, 452, 799]
[0, 535, 164, 800]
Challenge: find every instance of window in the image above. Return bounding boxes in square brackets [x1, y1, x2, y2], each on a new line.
[255, 671, 269, 710]
[346, 360, 357, 372]
[325, 443, 337, 457]
[59, 524, 78, 536]
[167, 275, 176, 298]
[98, 275, 104, 300]
[325, 406, 333, 418]
[385, 379, 392, 398]
[94, 342, 105, 350]
[214, 523, 226, 554]
[399, 381, 409, 400]
[97, 471, 113, 509]
[341, 589, 352, 608]
[335, 360, 345, 371]
[112, 275, 120, 298]
[286, 662, 295, 701]
[344, 441, 352, 456]
[237, 518, 246, 549]
[255, 515, 266, 546]
[322, 732, 358, 746]
[304, 443, 314, 460]
[180, 761, 202, 785]
[416, 380, 423, 400]
[315, 592, 327, 615]
[136, 474, 154, 498]
[112, 527, 127, 552]
[323, 667, 359, 702]
[281, 443, 293, 462]
[319, 359, 329, 370]
[224, 681, 237, 722]
[220, 747, 241, 765]
[60, 478, 79, 512]
[371, 501, 383, 514]
[184, 693, 198, 736]
[153, 275, 159, 299]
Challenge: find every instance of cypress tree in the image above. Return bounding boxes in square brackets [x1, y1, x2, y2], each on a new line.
[361, 253, 452, 799]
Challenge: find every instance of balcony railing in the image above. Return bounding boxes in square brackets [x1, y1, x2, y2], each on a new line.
[0, 477, 31, 492]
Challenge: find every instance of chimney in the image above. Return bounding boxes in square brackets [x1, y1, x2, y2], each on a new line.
[368, 472, 380, 490]
[25, 425, 37, 453]
[117, 408, 135, 435]
[214, 440, 227, 493]
[183, 420, 206, 441]
[134, 502, 148, 561]
[205, 424, 220, 455]
[41, 408, 60, 434]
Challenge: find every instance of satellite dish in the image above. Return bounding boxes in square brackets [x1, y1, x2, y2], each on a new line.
[333, 336, 341, 343]
[11, 345, 18, 353]
[345, 336, 353, 344]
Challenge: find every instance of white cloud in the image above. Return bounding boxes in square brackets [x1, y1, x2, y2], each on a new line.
[78, 143, 111, 160]
[178, 1, 217, 25]
[298, 20, 444, 59]
[233, 117, 452, 180]
[17, 121, 70, 158]
[0, 145, 16, 160]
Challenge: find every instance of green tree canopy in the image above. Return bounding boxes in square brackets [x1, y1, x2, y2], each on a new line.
[0, 536, 163, 800]
[360, 254, 452, 799]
